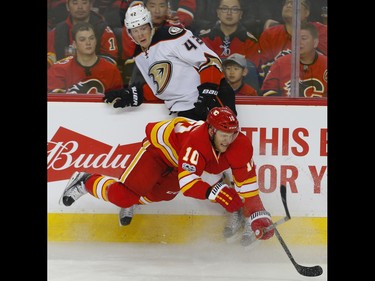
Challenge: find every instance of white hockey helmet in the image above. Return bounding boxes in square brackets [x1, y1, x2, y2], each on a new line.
[124, 4, 153, 31]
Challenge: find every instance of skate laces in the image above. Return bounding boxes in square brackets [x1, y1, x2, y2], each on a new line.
[65, 181, 86, 200]
[64, 172, 88, 199]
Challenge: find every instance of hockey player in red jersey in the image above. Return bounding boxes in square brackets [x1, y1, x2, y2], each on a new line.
[60, 107, 274, 244]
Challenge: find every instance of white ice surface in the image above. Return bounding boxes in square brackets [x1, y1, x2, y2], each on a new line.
[48, 239, 327, 281]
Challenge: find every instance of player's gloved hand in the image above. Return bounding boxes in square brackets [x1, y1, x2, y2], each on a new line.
[193, 83, 219, 118]
[207, 182, 243, 212]
[104, 84, 143, 108]
[249, 210, 274, 240]
[217, 78, 237, 115]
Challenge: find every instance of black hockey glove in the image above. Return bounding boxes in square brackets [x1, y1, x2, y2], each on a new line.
[217, 78, 237, 116]
[193, 83, 220, 119]
[104, 84, 143, 108]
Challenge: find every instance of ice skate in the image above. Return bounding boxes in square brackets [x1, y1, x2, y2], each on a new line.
[119, 205, 136, 226]
[59, 171, 90, 206]
[241, 218, 260, 249]
[223, 209, 245, 242]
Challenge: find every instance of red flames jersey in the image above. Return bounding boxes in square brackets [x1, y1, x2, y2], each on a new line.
[48, 56, 123, 94]
[261, 52, 327, 97]
[258, 22, 327, 78]
[145, 117, 260, 201]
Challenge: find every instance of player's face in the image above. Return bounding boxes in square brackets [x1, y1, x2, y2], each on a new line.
[74, 29, 97, 56]
[213, 130, 237, 153]
[130, 24, 153, 49]
[146, 0, 169, 26]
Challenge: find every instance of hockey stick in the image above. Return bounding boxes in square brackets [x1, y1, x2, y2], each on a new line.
[276, 185, 323, 277]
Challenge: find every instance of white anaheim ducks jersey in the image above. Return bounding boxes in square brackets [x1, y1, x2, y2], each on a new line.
[133, 25, 223, 112]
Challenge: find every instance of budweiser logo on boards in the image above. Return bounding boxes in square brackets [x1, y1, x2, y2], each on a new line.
[47, 127, 141, 182]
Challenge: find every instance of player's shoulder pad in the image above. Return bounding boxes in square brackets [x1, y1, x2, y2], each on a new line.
[156, 25, 186, 41]
[186, 123, 212, 153]
[226, 133, 254, 166]
[168, 26, 185, 35]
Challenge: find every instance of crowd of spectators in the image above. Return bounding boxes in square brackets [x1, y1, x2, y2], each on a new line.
[47, 0, 328, 247]
[47, 0, 328, 98]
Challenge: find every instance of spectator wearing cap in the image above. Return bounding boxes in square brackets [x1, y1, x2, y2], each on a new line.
[223, 53, 258, 96]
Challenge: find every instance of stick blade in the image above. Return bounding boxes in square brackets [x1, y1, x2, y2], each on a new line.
[296, 264, 323, 277]
[278, 185, 323, 277]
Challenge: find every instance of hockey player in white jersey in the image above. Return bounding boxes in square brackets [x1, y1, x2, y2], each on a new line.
[104, 3, 236, 121]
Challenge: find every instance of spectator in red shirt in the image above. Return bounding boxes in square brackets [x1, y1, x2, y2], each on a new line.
[258, 0, 327, 81]
[48, 22, 123, 94]
[260, 22, 327, 97]
[168, 0, 196, 28]
[47, 0, 119, 67]
[198, 0, 261, 70]
[48, 0, 69, 29]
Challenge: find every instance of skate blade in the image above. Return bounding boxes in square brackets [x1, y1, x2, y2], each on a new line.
[242, 237, 261, 251]
[225, 230, 242, 243]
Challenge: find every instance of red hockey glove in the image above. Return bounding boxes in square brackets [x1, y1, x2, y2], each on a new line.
[207, 182, 243, 212]
[250, 210, 274, 240]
